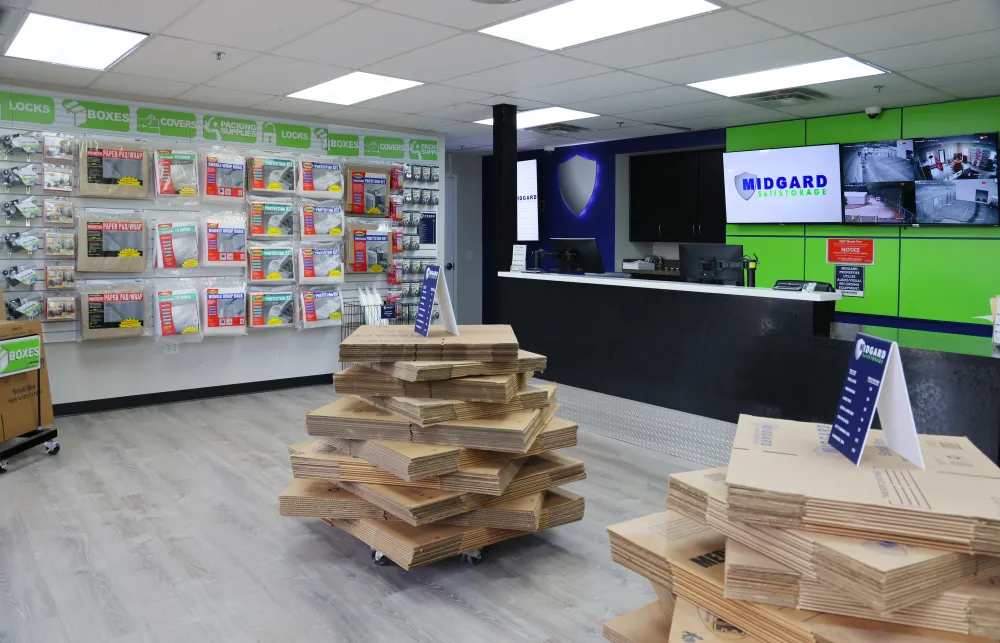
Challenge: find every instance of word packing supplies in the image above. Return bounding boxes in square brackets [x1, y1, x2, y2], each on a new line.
[83, 286, 147, 340]
[154, 150, 199, 199]
[77, 216, 146, 272]
[300, 200, 344, 236]
[250, 290, 295, 329]
[299, 288, 342, 329]
[203, 151, 245, 201]
[299, 160, 344, 196]
[156, 222, 200, 269]
[249, 155, 294, 193]
[249, 197, 294, 237]
[203, 212, 247, 267]
[155, 288, 202, 343]
[348, 169, 387, 215]
[80, 140, 149, 199]
[203, 285, 247, 336]
[298, 242, 343, 284]
[249, 241, 294, 284]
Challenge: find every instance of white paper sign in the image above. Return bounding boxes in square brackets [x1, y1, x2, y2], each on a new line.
[511, 244, 527, 272]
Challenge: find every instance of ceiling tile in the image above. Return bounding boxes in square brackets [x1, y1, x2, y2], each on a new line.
[741, 0, 947, 32]
[558, 124, 689, 142]
[509, 71, 669, 105]
[667, 110, 794, 130]
[563, 116, 648, 131]
[273, 8, 459, 69]
[356, 85, 491, 113]
[439, 122, 492, 137]
[808, 0, 1000, 53]
[426, 102, 495, 122]
[88, 73, 192, 99]
[322, 105, 407, 124]
[443, 55, 611, 95]
[803, 72, 924, 99]
[561, 10, 788, 69]
[205, 55, 350, 97]
[473, 96, 552, 112]
[164, 0, 359, 51]
[937, 77, 1000, 100]
[567, 85, 716, 115]
[26, 0, 202, 32]
[448, 134, 494, 149]
[778, 88, 954, 117]
[364, 33, 543, 83]
[632, 35, 840, 85]
[0, 57, 101, 87]
[382, 114, 462, 132]
[904, 56, 1000, 88]
[625, 98, 760, 124]
[174, 85, 273, 108]
[110, 36, 258, 85]
[371, 0, 566, 30]
[252, 96, 333, 117]
[860, 31, 1000, 72]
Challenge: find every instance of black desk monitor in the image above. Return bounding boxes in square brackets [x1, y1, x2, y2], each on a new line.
[550, 238, 605, 274]
[679, 243, 744, 286]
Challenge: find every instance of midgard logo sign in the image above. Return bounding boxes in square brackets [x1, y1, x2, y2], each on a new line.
[855, 338, 887, 364]
[733, 171, 829, 201]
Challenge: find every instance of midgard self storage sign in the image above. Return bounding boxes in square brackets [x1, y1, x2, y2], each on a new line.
[0, 334, 41, 377]
[723, 144, 843, 224]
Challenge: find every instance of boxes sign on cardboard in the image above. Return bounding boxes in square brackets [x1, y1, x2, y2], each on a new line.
[0, 320, 53, 441]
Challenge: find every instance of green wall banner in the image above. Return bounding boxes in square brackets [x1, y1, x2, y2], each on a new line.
[136, 108, 197, 138]
[203, 115, 258, 143]
[409, 139, 439, 161]
[1, 91, 55, 125]
[364, 135, 405, 159]
[315, 130, 361, 156]
[0, 334, 41, 377]
[62, 99, 130, 131]
[263, 122, 311, 149]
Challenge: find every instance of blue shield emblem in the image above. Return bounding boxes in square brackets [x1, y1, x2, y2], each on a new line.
[734, 172, 757, 201]
[558, 155, 598, 216]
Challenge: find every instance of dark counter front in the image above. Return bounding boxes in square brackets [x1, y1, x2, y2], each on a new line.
[497, 275, 1000, 462]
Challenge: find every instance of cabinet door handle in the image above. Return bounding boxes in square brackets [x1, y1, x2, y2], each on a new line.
[658, 223, 661, 236]
[691, 224, 695, 236]
[698, 223, 702, 236]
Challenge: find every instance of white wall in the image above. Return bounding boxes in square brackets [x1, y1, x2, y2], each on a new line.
[447, 152, 483, 324]
[955, 178, 997, 202]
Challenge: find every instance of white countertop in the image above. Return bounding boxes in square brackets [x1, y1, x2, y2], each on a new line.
[498, 271, 842, 302]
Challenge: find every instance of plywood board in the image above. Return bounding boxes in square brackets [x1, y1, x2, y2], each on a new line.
[360, 383, 553, 426]
[334, 365, 530, 403]
[364, 349, 546, 382]
[337, 324, 519, 363]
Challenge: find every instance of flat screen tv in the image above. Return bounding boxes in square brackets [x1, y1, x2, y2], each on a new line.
[912, 133, 998, 225]
[723, 144, 843, 224]
[840, 139, 917, 224]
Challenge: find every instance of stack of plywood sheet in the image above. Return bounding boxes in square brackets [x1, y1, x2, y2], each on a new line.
[278, 324, 585, 570]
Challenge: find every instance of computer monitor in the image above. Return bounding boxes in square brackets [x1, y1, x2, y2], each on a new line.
[679, 243, 744, 286]
[550, 238, 605, 274]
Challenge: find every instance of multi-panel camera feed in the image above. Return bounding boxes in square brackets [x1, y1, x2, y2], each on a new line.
[841, 133, 998, 225]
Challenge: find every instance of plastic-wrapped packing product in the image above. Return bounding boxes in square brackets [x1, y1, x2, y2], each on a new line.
[4, 228, 42, 256]
[203, 210, 247, 267]
[300, 199, 343, 237]
[347, 166, 388, 215]
[79, 280, 149, 340]
[43, 163, 73, 192]
[297, 158, 344, 196]
[2, 196, 42, 223]
[2, 163, 41, 188]
[1, 131, 41, 156]
[44, 197, 75, 225]
[80, 139, 150, 199]
[248, 154, 295, 193]
[249, 288, 296, 329]
[154, 149, 200, 201]
[346, 217, 390, 273]
[5, 292, 44, 321]
[248, 240, 295, 284]
[298, 286, 342, 329]
[45, 264, 75, 289]
[202, 278, 247, 336]
[44, 133, 76, 160]
[44, 229, 75, 257]
[45, 294, 76, 321]
[202, 148, 246, 201]
[155, 220, 200, 270]
[2, 264, 41, 289]
[76, 213, 146, 272]
[154, 280, 203, 343]
[297, 240, 344, 284]
[248, 196, 294, 237]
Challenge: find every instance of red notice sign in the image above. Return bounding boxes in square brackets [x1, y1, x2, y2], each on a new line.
[827, 238, 874, 265]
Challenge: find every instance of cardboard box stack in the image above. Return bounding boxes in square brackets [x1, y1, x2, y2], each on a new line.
[606, 414, 1000, 642]
[279, 324, 586, 569]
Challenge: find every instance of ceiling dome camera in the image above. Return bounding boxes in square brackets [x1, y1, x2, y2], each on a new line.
[865, 106, 883, 120]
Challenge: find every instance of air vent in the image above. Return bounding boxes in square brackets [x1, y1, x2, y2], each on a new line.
[526, 122, 591, 134]
[738, 87, 831, 107]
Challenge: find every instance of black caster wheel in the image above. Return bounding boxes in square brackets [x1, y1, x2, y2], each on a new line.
[44, 441, 59, 455]
[462, 549, 484, 565]
[371, 550, 393, 567]
[0, 460, 8, 473]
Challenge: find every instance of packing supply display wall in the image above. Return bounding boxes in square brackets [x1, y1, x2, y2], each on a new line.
[0, 85, 443, 406]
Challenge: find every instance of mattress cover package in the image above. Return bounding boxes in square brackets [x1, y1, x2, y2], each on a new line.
[346, 218, 390, 273]
[80, 139, 150, 199]
[44, 230, 75, 257]
[202, 279, 247, 336]
[248, 240, 294, 284]
[154, 149, 200, 200]
[248, 196, 294, 237]
[248, 155, 294, 193]
[347, 167, 387, 215]
[45, 264, 75, 289]
[80, 280, 148, 340]
[203, 211, 247, 267]
[300, 199, 344, 236]
[297, 240, 344, 284]
[298, 158, 344, 196]
[77, 215, 146, 272]
[45, 295, 76, 321]
[298, 287, 342, 329]
[155, 221, 200, 269]
[155, 284, 202, 343]
[250, 289, 295, 329]
[202, 149, 246, 201]
[43, 197, 75, 224]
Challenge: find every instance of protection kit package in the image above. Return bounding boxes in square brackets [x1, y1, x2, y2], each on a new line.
[203, 211, 247, 267]
[155, 282, 202, 343]
[248, 155, 294, 193]
[2, 131, 41, 156]
[297, 241, 343, 284]
[5, 293, 43, 320]
[44, 133, 75, 160]
[80, 139, 150, 199]
[155, 221, 200, 269]
[250, 289, 295, 329]
[44, 230, 75, 257]
[298, 287, 342, 329]
[3, 264, 41, 289]
[202, 149, 245, 201]
[154, 149, 199, 200]
[77, 214, 146, 272]
[300, 199, 343, 236]
[45, 264, 75, 289]
[43, 164, 73, 192]
[347, 218, 389, 273]
[202, 278, 247, 336]
[3, 163, 41, 188]
[3, 196, 42, 223]
[80, 280, 149, 340]
[347, 167, 387, 215]
[44, 197, 75, 224]
[46, 295, 76, 321]
[4, 229, 42, 255]
[298, 158, 344, 196]
[248, 196, 294, 237]
[248, 240, 294, 283]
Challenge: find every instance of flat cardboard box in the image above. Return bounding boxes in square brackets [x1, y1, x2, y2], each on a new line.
[726, 414, 1000, 555]
[338, 324, 519, 363]
[360, 383, 553, 426]
[603, 601, 672, 643]
[668, 596, 752, 642]
[364, 349, 546, 382]
[333, 365, 530, 403]
[0, 320, 53, 441]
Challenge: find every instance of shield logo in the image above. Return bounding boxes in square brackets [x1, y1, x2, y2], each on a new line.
[558, 155, 598, 216]
[734, 172, 757, 201]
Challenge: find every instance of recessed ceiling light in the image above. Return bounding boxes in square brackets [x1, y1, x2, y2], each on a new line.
[481, 0, 719, 50]
[5, 13, 148, 70]
[476, 107, 598, 129]
[688, 57, 886, 97]
[288, 72, 422, 105]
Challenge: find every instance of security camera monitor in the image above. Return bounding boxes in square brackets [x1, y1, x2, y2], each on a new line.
[840, 139, 917, 225]
[912, 133, 998, 225]
[843, 182, 917, 224]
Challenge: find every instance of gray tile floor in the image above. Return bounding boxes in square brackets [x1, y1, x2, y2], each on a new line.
[0, 383, 705, 643]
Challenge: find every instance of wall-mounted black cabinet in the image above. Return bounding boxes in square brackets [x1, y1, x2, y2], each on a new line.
[629, 149, 726, 243]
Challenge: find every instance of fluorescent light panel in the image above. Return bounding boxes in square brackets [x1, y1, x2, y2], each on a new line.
[689, 57, 886, 97]
[288, 72, 422, 105]
[5, 13, 147, 70]
[476, 106, 598, 129]
[481, 0, 719, 50]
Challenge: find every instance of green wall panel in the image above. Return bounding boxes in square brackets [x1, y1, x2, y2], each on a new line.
[726, 120, 805, 152]
[804, 237, 900, 316]
[899, 239, 1000, 324]
[806, 224, 899, 238]
[902, 97, 1000, 138]
[726, 236, 804, 287]
[897, 329, 996, 357]
[726, 223, 804, 236]
[805, 109, 902, 145]
[901, 227, 1000, 238]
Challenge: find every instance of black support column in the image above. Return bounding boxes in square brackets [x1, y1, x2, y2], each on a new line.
[490, 103, 517, 323]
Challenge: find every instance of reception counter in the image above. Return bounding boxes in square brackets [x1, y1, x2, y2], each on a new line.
[497, 271, 1000, 461]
